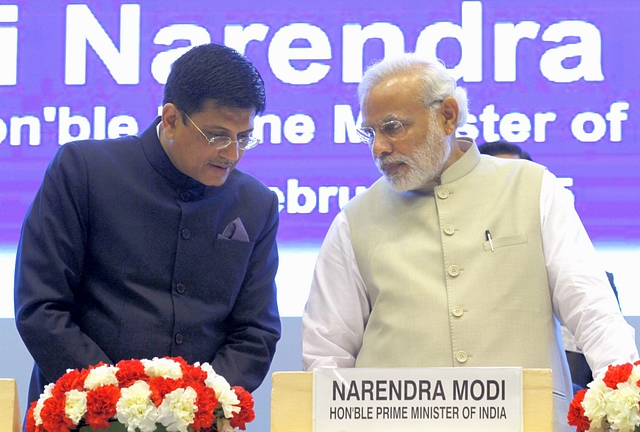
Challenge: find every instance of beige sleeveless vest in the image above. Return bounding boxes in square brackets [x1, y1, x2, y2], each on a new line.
[344, 142, 572, 431]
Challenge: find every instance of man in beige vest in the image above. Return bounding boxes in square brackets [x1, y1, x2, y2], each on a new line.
[301, 53, 638, 432]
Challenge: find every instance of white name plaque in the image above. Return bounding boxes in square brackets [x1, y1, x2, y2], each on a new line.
[313, 367, 523, 432]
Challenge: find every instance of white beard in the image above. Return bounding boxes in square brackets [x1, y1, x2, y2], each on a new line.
[376, 111, 451, 192]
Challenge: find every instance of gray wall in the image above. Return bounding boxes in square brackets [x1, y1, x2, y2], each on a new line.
[3, 317, 640, 431]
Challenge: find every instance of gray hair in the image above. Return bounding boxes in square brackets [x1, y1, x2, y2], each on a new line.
[358, 53, 469, 127]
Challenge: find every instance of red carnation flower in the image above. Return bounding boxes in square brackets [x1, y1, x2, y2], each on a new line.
[181, 363, 209, 386]
[85, 385, 121, 430]
[149, 376, 184, 407]
[40, 396, 75, 432]
[603, 363, 634, 389]
[25, 401, 38, 432]
[189, 383, 219, 431]
[567, 388, 591, 432]
[170, 356, 188, 367]
[229, 386, 255, 430]
[51, 368, 89, 398]
[115, 359, 148, 387]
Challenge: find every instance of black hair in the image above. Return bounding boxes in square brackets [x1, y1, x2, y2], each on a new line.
[163, 43, 266, 122]
[478, 141, 532, 161]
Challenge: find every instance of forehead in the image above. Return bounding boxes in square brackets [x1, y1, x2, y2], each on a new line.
[196, 100, 256, 129]
[361, 73, 423, 124]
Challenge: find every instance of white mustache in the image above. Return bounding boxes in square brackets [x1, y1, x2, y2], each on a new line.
[208, 158, 235, 168]
[376, 155, 410, 171]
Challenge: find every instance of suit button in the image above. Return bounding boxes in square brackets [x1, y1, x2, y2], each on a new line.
[455, 351, 468, 363]
[437, 189, 450, 199]
[451, 306, 464, 317]
[175, 334, 183, 344]
[176, 283, 186, 294]
[181, 229, 191, 239]
[447, 265, 460, 277]
[180, 191, 191, 202]
[443, 224, 455, 235]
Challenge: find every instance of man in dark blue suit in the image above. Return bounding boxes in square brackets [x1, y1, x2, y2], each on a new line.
[14, 43, 281, 408]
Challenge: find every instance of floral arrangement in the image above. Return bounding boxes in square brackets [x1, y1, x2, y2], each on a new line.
[568, 361, 640, 432]
[26, 357, 255, 432]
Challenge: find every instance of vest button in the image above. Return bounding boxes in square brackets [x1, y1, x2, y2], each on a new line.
[443, 224, 455, 235]
[176, 283, 186, 294]
[181, 229, 191, 239]
[447, 265, 460, 277]
[455, 351, 468, 363]
[451, 306, 464, 317]
[175, 333, 184, 344]
[437, 189, 450, 199]
[180, 191, 191, 202]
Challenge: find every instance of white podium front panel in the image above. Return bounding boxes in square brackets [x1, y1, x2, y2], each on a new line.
[313, 367, 523, 432]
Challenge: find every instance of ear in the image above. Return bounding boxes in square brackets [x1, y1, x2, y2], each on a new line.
[161, 103, 181, 141]
[439, 97, 459, 136]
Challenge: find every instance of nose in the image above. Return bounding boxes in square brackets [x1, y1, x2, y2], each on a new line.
[219, 140, 241, 161]
[370, 133, 393, 158]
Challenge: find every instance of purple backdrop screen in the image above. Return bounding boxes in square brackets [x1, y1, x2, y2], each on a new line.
[1, 0, 639, 245]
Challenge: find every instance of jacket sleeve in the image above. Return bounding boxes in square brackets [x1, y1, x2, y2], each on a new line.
[14, 142, 112, 384]
[209, 191, 282, 392]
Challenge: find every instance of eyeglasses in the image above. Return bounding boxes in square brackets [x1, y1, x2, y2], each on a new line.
[183, 112, 260, 151]
[355, 99, 443, 147]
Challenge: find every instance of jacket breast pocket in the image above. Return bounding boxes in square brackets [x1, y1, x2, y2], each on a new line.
[483, 234, 528, 252]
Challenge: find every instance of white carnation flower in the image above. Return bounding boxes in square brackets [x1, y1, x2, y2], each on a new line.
[33, 383, 55, 426]
[84, 364, 120, 390]
[201, 366, 225, 390]
[116, 380, 158, 432]
[604, 382, 640, 432]
[201, 368, 240, 419]
[64, 389, 87, 425]
[142, 357, 183, 379]
[199, 363, 216, 382]
[212, 378, 240, 418]
[583, 379, 609, 429]
[205, 369, 227, 389]
[157, 387, 198, 432]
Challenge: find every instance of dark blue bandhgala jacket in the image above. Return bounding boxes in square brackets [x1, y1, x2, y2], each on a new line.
[14, 119, 281, 406]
